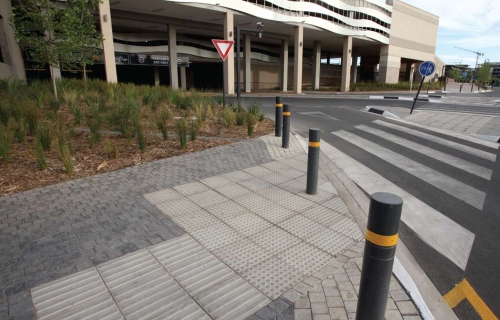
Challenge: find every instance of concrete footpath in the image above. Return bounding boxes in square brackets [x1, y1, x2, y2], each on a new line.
[1, 134, 428, 320]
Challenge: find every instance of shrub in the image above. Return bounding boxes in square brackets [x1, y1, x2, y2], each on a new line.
[104, 139, 119, 159]
[136, 125, 147, 153]
[236, 111, 246, 126]
[175, 118, 188, 150]
[189, 119, 202, 141]
[143, 88, 161, 112]
[222, 106, 234, 128]
[25, 104, 39, 135]
[37, 121, 56, 151]
[9, 118, 26, 143]
[49, 98, 61, 112]
[61, 89, 79, 109]
[0, 125, 13, 162]
[109, 98, 139, 144]
[86, 105, 102, 149]
[33, 140, 47, 170]
[155, 107, 170, 140]
[247, 113, 256, 137]
[58, 136, 74, 175]
[247, 102, 265, 121]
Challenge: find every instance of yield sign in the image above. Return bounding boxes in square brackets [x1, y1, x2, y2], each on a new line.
[212, 39, 234, 61]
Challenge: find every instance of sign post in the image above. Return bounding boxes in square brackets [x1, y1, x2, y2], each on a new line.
[410, 61, 435, 114]
[212, 39, 234, 109]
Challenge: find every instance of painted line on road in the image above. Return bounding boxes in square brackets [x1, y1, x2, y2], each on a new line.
[320, 139, 475, 271]
[355, 125, 493, 180]
[374, 120, 498, 161]
[332, 130, 486, 210]
[444, 279, 498, 320]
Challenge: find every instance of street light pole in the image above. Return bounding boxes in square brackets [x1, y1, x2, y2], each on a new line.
[236, 23, 264, 102]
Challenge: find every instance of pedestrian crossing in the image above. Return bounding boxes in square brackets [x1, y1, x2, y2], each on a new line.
[323, 119, 498, 271]
[416, 101, 500, 116]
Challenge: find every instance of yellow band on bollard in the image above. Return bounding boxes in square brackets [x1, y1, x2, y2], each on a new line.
[366, 230, 398, 247]
[308, 141, 320, 147]
[283, 112, 291, 116]
[276, 104, 283, 107]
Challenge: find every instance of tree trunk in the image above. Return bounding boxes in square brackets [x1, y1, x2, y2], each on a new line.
[83, 65, 87, 91]
[51, 67, 58, 101]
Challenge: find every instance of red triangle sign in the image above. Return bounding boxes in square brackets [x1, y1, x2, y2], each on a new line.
[212, 39, 234, 61]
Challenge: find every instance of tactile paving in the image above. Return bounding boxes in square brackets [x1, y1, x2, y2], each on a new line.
[204, 200, 249, 220]
[233, 193, 275, 211]
[238, 177, 273, 191]
[171, 209, 223, 233]
[329, 216, 364, 241]
[305, 228, 356, 257]
[156, 198, 201, 217]
[278, 215, 328, 240]
[244, 166, 274, 177]
[190, 223, 243, 251]
[302, 206, 344, 227]
[187, 189, 228, 208]
[225, 213, 273, 237]
[276, 241, 333, 275]
[174, 181, 211, 196]
[256, 186, 296, 202]
[215, 184, 253, 199]
[213, 239, 272, 273]
[322, 196, 350, 215]
[251, 204, 297, 224]
[248, 226, 301, 255]
[221, 170, 255, 182]
[200, 175, 233, 188]
[241, 257, 305, 300]
[261, 161, 291, 173]
[277, 195, 317, 213]
[144, 188, 184, 205]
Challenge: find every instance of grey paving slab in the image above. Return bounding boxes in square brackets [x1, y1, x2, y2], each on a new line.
[224, 213, 273, 237]
[305, 229, 356, 258]
[278, 215, 329, 240]
[276, 242, 333, 275]
[171, 209, 223, 233]
[248, 226, 302, 255]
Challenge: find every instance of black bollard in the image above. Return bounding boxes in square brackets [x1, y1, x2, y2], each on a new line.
[471, 84, 474, 92]
[275, 97, 283, 137]
[282, 104, 290, 148]
[356, 192, 403, 320]
[306, 129, 320, 195]
[460, 84, 463, 93]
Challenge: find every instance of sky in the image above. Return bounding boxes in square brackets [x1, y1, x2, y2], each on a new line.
[378, 0, 500, 66]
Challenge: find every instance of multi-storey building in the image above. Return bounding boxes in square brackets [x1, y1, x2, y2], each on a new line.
[0, 0, 444, 92]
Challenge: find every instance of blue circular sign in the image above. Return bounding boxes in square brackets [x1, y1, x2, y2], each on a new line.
[462, 72, 468, 77]
[419, 61, 436, 77]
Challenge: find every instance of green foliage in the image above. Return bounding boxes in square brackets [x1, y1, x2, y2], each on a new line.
[136, 126, 147, 153]
[175, 118, 188, 150]
[49, 97, 61, 112]
[247, 113, 255, 137]
[58, 135, 73, 175]
[189, 119, 202, 141]
[222, 106, 234, 128]
[236, 111, 246, 126]
[86, 110, 102, 149]
[11, 0, 103, 99]
[0, 125, 14, 162]
[33, 140, 47, 170]
[349, 81, 443, 92]
[155, 107, 170, 140]
[37, 121, 56, 151]
[108, 95, 139, 144]
[103, 138, 119, 159]
[477, 62, 492, 83]
[448, 68, 461, 81]
[10, 118, 27, 143]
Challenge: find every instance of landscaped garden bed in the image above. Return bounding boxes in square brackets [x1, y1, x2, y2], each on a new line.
[0, 79, 274, 195]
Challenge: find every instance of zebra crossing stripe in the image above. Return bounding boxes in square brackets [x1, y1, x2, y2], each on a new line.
[320, 139, 474, 271]
[374, 120, 498, 162]
[332, 130, 486, 210]
[355, 125, 493, 180]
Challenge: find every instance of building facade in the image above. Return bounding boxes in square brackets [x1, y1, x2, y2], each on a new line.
[0, 0, 443, 92]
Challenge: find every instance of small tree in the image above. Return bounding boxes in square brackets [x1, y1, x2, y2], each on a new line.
[476, 62, 492, 86]
[11, 0, 102, 100]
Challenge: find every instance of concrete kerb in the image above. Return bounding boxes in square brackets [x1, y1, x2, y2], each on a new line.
[293, 133, 457, 320]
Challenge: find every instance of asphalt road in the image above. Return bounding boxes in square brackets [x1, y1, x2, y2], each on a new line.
[241, 94, 500, 319]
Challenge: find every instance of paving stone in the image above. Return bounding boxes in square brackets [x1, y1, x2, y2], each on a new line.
[309, 292, 326, 303]
[390, 289, 410, 302]
[385, 309, 404, 320]
[326, 296, 343, 308]
[282, 289, 303, 303]
[311, 303, 329, 315]
[295, 297, 311, 309]
[269, 298, 291, 314]
[329, 307, 347, 320]
[403, 316, 422, 320]
[340, 290, 357, 301]
[255, 306, 278, 320]
[387, 298, 398, 310]
[249, 226, 301, 255]
[396, 301, 419, 315]
[344, 300, 357, 313]
[294, 309, 312, 320]
[276, 242, 333, 275]
[213, 239, 272, 273]
[324, 286, 341, 297]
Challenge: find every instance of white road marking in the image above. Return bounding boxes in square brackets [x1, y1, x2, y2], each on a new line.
[374, 120, 498, 161]
[355, 125, 493, 180]
[320, 140, 475, 271]
[332, 130, 486, 210]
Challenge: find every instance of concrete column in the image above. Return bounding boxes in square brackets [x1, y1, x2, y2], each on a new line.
[379, 45, 401, 84]
[351, 55, 358, 84]
[293, 25, 303, 94]
[98, 0, 117, 83]
[244, 34, 251, 93]
[405, 62, 415, 82]
[312, 41, 321, 90]
[280, 39, 289, 92]
[154, 67, 160, 86]
[341, 36, 352, 92]
[0, 0, 26, 80]
[180, 67, 187, 90]
[168, 25, 179, 89]
[224, 12, 234, 95]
